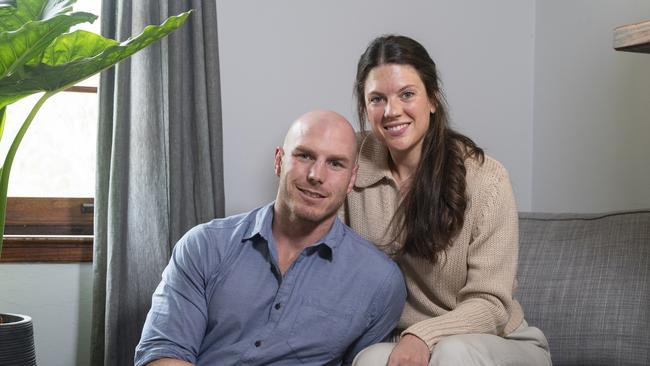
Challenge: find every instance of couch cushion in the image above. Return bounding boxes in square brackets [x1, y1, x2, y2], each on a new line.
[517, 210, 650, 366]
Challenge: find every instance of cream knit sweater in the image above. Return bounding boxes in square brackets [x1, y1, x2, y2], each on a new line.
[340, 134, 524, 349]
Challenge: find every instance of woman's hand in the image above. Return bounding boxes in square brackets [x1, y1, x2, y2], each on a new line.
[387, 334, 430, 366]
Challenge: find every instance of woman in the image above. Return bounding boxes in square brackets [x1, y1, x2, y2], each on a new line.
[342, 35, 551, 366]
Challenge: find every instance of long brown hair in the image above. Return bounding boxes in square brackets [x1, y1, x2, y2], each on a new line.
[354, 35, 484, 263]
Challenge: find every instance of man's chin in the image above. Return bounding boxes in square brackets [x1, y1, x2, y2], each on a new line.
[291, 206, 336, 225]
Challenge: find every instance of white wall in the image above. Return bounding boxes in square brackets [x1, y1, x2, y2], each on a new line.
[0, 264, 92, 366]
[532, 0, 650, 212]
[217, 0, 537, 214]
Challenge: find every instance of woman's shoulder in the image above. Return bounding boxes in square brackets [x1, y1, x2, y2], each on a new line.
[357, 131, 383, 160]
[464, 153, 512, 197]
[465, 153, 509, 179]
[354, 132, 394, 187]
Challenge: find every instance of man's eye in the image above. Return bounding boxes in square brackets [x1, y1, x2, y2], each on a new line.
[329, 161, 343, 168]
[297, 153, 311, 160]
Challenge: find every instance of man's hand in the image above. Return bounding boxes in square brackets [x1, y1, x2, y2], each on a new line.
[387, 334, 430, 366]
[147, 358, 194, 366]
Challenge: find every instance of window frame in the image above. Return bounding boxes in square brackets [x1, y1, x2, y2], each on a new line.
[1, 85, 98, 263]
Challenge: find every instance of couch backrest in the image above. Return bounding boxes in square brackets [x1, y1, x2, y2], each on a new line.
[517, 210, 650, 366]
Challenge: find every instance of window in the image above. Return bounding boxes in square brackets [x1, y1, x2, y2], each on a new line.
[0, 85, 98, 263]
[0, 2, 101, 263]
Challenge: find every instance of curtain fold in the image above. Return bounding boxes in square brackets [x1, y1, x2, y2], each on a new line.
[91, 1, 224, 365]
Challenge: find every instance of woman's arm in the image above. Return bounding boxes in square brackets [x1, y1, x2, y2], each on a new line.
[401, 160, 521, 348]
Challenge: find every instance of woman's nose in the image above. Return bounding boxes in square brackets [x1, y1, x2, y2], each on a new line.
[384, 98, 402, 117]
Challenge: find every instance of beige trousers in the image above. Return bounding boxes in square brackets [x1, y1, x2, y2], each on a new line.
[352, 320, 552, 366]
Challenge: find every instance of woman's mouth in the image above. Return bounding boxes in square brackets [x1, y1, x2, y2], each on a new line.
[384, 122, 410, 136]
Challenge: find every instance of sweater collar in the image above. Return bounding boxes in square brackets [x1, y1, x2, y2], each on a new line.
[354, 133, 397, 188]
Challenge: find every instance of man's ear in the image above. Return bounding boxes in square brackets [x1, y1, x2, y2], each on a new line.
[347, 164, 359, 193]
[274, 147, 284, 177]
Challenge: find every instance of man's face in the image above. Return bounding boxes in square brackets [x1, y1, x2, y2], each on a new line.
[275, 119, 357, 225]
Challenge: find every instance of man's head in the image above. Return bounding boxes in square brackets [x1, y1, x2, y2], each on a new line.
[274, 110, 358, 226]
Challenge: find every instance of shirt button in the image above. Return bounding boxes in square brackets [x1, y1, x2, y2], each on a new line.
[254, 340, 261, 347]
[274, 303, 282, 310]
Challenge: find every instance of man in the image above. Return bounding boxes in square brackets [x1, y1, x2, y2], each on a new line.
[135, 110, 406, 366]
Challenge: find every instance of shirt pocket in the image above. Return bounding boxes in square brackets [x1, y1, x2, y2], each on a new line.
[285, 296, 354, 363]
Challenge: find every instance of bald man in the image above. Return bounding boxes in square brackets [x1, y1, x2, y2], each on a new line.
[135, 110, 406, 366]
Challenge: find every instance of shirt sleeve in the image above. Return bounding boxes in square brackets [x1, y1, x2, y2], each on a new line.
[401, 169, 520, 348]
[135, 225, 220, 366]
[343, 263, 407, 364]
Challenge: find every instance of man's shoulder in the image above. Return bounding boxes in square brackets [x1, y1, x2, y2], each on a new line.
[200, 211, 253, 232]
[338, 222, 400, 273]
[177, 205, 268, 254]
[336, 222, 406, 314]
[192, 205, 267, 236]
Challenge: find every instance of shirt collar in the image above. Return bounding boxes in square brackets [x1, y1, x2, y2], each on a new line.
[243, 202, 346, 261]
[242, 202, 275, 242]
[354, 133, 397, 188]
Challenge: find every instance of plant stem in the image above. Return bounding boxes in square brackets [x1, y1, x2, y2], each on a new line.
[0, 92, 54, 258]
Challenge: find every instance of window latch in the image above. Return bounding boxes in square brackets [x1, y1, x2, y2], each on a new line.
[81, 203, 94, 214]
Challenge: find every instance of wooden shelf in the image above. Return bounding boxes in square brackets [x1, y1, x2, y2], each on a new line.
[614, 19, 650, 54]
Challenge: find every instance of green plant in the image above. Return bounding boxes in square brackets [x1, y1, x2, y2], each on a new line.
[0, 0, 191, 258]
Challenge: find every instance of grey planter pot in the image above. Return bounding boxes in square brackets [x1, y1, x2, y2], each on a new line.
[0, 313, 37, 366]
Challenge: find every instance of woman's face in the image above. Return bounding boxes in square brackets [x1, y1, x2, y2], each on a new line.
[363, 64, 435, 161]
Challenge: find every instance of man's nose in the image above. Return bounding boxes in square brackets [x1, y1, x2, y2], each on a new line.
[307, 161, 325, 184]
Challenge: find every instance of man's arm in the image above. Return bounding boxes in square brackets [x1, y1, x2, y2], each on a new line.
[135, 226, 221, 366]
[344, 264, 407, 364]
[148, 358, 194, 366]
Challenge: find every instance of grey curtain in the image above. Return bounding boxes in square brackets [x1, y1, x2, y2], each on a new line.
[90, 1, 224, 365]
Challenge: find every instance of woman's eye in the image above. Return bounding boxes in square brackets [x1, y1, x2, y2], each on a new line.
[368, 96, 382, 104]
[401, 91, 415, 99]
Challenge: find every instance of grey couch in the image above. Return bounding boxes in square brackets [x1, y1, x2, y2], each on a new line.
[517, 210, 650, 365]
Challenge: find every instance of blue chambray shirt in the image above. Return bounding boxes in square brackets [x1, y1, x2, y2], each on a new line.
[135, 203, 406, 366]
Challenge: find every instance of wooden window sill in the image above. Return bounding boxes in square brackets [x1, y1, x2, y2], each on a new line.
[0, 235, 93, 263]
[1, 197, 94, 263]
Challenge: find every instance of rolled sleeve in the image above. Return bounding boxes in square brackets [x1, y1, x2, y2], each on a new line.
[135, 227, 218, 366]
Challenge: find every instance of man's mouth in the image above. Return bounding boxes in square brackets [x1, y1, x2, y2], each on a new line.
[298, 187, 326, 199]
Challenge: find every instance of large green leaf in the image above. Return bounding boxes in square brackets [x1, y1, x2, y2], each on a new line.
[0, 10, 192, 109]
[41, 29, 116, 64]
[0, 11, 96, 79]
[0, 0, 75, 32]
